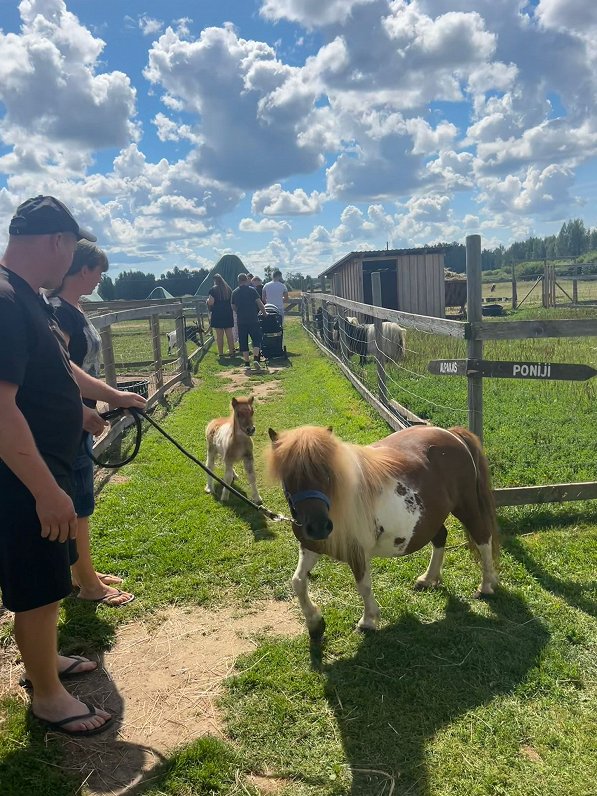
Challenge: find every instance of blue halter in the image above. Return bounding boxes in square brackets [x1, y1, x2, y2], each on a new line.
[283, 484, 331, 522]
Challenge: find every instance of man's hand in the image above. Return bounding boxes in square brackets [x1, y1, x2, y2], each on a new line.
[111, 391, 147, 411]
[82, 405, 108, 436]
[35, 484, 78, 542]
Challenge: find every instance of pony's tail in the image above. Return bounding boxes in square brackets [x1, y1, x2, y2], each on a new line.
[449, 427, 500, 563]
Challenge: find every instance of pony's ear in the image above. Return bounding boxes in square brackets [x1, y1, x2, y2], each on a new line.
[268, 428, 279, 443]
[248, 395, 254, 405]
[231, 397, 238, 407]
[327, 426, 333, 434]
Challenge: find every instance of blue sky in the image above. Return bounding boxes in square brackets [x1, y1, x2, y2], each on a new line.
[1, 0, 596, 277]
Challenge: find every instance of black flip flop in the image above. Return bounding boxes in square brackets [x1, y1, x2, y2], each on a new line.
[19, 655, 97, 689]
[32, 702, 113, 737]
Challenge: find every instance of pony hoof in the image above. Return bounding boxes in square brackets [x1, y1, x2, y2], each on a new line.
[414, 577, 441, 591]
[473, 587, 495, 600]
[204, 485, 212, 494]
[308, 617, 326, 642]
[254, 497, 263, 505]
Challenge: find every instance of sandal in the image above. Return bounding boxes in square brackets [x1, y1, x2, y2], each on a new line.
[19, 655, 97, 690]
[77, 589, 135, 607]
[31, 703, 113, 737]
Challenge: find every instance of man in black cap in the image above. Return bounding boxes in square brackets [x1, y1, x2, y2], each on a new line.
[0, 196, 145, 736]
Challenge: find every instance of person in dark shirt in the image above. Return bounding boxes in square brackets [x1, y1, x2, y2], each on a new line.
[0, 196, 145, 737]
[231, 273, 266, 371]
[207, 274, 235, 357]
[51, 240, 134, 607]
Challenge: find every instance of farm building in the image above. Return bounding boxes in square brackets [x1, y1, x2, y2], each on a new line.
[319, 247, 447, 317]
[195, 254, 249, 297]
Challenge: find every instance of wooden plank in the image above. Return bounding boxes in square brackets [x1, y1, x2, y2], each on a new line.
[90, 303, 187, 330]
[307, 293, 467, 337]
[428, 359, 597, 381]
[471, 318, 597, 340]
[494, 482, 597, 506]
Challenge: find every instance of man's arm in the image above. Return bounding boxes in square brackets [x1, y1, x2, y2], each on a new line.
[283, 286, 289, 301]
[0, 381, 77, 542]
[256, 298, 266, 315]
[262, 286, 268, 303]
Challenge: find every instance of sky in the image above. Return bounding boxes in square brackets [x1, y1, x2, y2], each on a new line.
[1, 0, 597, 278]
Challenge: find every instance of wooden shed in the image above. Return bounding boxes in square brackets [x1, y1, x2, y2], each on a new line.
[319, 248, 446, 318]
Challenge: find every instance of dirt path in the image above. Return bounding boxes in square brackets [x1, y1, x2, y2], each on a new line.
[0, 601, 302, 795]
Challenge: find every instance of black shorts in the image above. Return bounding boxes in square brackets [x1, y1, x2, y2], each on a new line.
[237, 322, 262, 353]
[0, 470, 77, 613]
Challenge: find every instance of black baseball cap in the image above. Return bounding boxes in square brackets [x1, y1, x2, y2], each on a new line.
[8, 195, 97, 242]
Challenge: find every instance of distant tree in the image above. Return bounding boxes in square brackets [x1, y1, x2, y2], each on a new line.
[98, 274, 115, 300]
[263, 265, 273, 282]
[114, 270, 156, 300]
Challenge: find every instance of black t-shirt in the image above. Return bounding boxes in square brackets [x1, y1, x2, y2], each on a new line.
[0, 266, 83, 480]
[51, 297, 102, 408]
[231, 284, 260, 325]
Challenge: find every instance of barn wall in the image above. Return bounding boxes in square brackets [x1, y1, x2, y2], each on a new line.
[396, 253, 444, 316]
[329, 252, 445, 318]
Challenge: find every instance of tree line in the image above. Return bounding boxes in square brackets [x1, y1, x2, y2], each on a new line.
[99, 266, 209, 301]
[443, 218, 597, 273]
[97, 218, 597, 299]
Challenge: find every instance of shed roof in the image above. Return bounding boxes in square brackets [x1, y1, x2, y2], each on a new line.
[80, 288, 104, 302]
[147, 286, 175, 299]
[319, 246, 447, 279]
[194, 254, 249, 297]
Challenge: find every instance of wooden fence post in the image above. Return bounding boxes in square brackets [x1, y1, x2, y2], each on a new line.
[304, 293, 310, 326]
[176, 313, 193, 387]
[371, 272, 388, 406]
[466, 235, 483, 441]
[511, 265, 518, 309]
[572, 268, 579, 304]
[150, 314, 163, 389]
[100, 326, 117, 389]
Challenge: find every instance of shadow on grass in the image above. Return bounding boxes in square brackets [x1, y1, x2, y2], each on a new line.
[503, 534, 597, 618]
[0, 601, 157, 796]
[320, 590, 549, 796]
[208, 483, 276, 542]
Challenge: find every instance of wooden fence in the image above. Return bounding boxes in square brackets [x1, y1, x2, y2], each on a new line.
[302, 235, 597, 507]
[86, 299, 212, 459]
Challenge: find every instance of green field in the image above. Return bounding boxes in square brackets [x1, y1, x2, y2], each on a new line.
[0, 320, 595, 795]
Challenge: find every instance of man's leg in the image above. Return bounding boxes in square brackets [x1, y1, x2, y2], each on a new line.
[15, 602, 111, 732]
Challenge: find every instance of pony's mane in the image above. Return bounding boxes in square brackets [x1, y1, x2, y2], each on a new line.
[267, 426, 405, 508]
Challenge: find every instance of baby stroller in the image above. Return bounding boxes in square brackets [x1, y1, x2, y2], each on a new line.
[259, 304, 287, 361]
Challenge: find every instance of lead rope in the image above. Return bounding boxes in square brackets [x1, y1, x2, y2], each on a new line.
[93, 408, 295, 524]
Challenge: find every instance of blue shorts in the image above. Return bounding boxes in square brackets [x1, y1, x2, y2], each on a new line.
[72, 434, 95, 518]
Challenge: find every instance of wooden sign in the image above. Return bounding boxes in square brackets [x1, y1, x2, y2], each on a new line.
[428, 359, 597, 381]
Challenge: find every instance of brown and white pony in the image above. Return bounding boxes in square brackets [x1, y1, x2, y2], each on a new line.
[205, 396, 262, 504]
[267, 424, 499, 640]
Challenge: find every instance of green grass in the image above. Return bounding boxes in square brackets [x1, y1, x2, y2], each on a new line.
[347, 305, 597, 487]
[1, 320, 595, 795]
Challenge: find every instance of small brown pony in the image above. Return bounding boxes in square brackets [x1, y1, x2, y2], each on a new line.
[205, 396, 262, 504]
[267, 424, 499, 640]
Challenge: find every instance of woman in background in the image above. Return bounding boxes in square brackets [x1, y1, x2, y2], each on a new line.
[207, 274, 235, 357]
[51, 241, 134, 606]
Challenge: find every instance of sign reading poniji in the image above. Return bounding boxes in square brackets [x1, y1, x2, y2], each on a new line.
[428, 359, 597, 381]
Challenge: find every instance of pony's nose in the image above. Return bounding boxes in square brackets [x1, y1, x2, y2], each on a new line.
[305, 519, 333, 539]
[246, 426, 255, 436]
